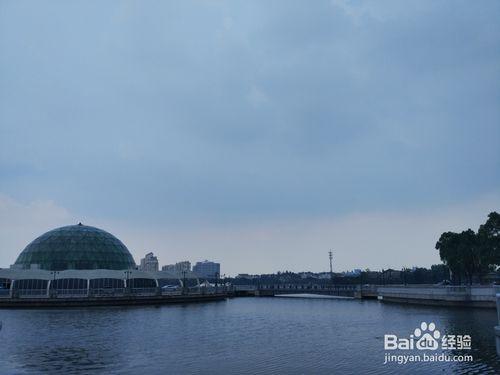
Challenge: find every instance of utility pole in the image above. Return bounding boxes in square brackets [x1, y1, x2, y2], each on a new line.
[329, 251, 333, 290]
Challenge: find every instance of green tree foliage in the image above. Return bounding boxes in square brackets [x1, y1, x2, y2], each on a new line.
[435, 212, 499, 284]
[478, 212, 500, 267]
[430, 264, 449, 282]
[436, 231, 463, 282]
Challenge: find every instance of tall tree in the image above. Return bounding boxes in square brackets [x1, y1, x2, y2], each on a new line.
[436, 231, 464, 283]
[436, 212, 500, 284]
[455, 229, 480, 285]
[477, 212, 500, 269]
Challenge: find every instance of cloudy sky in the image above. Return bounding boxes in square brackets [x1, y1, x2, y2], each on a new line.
[1, 0, 499, 275]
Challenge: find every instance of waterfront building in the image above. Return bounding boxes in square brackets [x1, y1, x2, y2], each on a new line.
[162, 264, 175, 272]
[236, 274, 260, 280]
[14, 223, 136, 271]
[299, 272, 314, 279]
[317, 272, 331, 279]
[139, 252, 159, 272]
[0, 224, 200, 300]
[193, 260, 220, 278]
[344, 269, 362, 277]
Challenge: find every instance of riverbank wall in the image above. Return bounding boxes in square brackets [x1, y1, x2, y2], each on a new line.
[495, 294, 500, 355]
[0, 293, 228, 308]
[377, 285, 498, 308]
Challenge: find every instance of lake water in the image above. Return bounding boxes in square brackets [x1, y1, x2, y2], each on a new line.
[0, 296, 498, 374]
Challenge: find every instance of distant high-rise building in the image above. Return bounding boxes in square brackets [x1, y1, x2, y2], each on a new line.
[175, 261, 191, 273]
[139, 252, 159, 272]
[193, 260, 220, 278]
[161, 261, 190, 274]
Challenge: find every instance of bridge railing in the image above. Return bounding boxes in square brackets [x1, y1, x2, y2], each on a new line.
[162, 290, 183, 296]
[17, 289, 48, 298]
[54, 289, 88, 297]
[257, 284, 359, 291]
[131, 287, 158, 296]
[90, 288, 125, 297]
[233, 285, 257, 291]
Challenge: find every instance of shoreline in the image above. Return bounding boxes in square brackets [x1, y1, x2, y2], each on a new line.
[0, 293, 228, 308]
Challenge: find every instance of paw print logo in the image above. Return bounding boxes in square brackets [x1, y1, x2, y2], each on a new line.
[414, 322, 440, 350]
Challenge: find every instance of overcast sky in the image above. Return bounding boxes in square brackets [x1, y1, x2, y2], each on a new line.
[1, 0, 499, 275]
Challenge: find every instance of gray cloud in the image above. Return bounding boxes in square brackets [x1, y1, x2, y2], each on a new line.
[0, 1, 499, 270]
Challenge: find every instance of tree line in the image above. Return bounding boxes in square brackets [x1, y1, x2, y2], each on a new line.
[435, 212, 499, 284]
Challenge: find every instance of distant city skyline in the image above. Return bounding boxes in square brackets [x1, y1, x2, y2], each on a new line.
[1, 1, 499, 275]
[1, 202, 498, 276]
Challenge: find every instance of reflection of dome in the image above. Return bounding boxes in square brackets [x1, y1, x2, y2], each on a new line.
[14, 223, 136, 271]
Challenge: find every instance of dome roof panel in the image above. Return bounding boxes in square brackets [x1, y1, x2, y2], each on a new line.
[14, 224, 137, 271]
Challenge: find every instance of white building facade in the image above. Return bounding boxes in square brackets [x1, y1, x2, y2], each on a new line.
[139, 252, 159, 272]
[162, 261, 191, 273]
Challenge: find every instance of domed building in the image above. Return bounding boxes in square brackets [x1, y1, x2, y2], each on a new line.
[0, 224, 202, 303]
[14, 223, 136, 271]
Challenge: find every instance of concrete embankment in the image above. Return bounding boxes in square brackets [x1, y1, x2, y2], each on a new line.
[0, 293, 228, 308]
[495, 294, 500, 355]
[377, 285, 498, 308]
[275, 293, 354, 300]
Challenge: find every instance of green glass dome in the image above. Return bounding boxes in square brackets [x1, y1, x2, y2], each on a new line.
[14, 224, 137, 271]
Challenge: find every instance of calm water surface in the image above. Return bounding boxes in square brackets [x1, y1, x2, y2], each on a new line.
[0, 297, 498, 374]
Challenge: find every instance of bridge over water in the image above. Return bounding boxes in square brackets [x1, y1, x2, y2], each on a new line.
[230, 284, 498, 308]
[231, 284, 379, 298]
